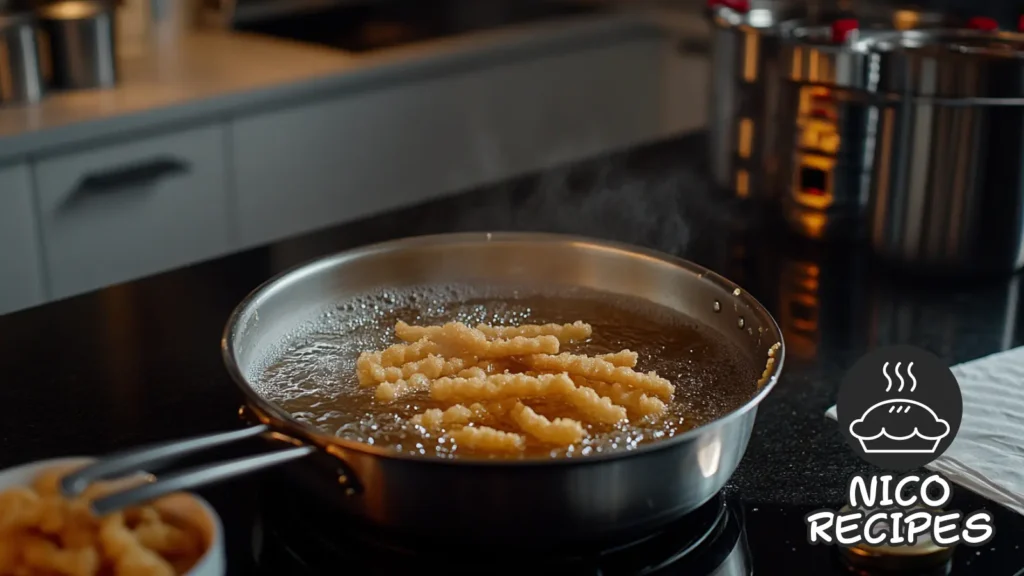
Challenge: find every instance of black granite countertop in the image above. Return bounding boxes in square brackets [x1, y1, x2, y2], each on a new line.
[1, 133, 1022, 575]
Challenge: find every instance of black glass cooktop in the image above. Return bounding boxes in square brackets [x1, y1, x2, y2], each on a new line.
[253, 490, 751, 575]
[236, 1, 601, 53]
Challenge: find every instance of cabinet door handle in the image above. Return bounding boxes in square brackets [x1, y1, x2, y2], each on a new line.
[61, 157, 190, 211]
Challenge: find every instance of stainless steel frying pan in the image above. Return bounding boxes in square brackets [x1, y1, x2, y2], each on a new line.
[224, 232, 784, 547]
[65, 233, 785, 550]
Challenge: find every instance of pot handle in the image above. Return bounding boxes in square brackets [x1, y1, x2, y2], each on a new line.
[239, 405, 364, 496]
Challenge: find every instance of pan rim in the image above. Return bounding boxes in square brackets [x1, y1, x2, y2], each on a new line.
[220, 231, 786, 467]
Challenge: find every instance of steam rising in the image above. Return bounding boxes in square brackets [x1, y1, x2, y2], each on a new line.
[440, 150, 711, 257]
[882, 361, 916, 393]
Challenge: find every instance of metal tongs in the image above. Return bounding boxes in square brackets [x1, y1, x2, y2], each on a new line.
[59, 425, 314, 516]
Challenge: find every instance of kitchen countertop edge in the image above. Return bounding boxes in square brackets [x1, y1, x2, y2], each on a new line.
[0, 12, 667, 164]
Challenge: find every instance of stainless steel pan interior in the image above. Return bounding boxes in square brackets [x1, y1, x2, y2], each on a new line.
[221, 232, 785, 548]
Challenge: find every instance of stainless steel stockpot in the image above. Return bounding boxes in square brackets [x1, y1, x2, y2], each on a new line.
[861, 30, 1024, 274]
[221, 233, 785, 549]
[707, 0, 805, 202]
[773, 8, 955, 239]
[0, 10, 44, 105]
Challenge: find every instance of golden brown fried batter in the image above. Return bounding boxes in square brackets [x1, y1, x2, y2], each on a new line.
[357, 320, 675, 452]
[0, 467, 206, 576]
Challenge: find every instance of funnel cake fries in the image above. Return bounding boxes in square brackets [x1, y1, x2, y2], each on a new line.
[596, 350, 638, 368]
[473, 321, 593, 343]
[447, 426, 526, 452]
[518, 353, 674, 400]
[0, 467, 205, 576]
[356, 320, 673, 454]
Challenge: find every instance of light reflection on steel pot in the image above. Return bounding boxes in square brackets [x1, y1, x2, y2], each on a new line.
[773, 8, 956, 240]
[706, 0, 806, 202]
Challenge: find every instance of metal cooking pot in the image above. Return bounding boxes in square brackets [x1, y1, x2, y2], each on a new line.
[773, 8, 955, 239]
[707, 0, 949, 207]
[37, 0, 117, 90]
[862, 30, 1024, 275]
[707, 0, 805, 202]
[222, 233, 785, 549]
[775, 22, 879, 239]
[0, 10, 44, 105]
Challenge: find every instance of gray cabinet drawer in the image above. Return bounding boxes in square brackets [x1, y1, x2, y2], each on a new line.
[34, 125, 230, 299]
[0, 163, 45, 315]
[231, 37, 662, 247]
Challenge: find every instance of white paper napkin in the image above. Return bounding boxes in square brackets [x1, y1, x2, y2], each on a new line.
[826, 346, 1024, 516]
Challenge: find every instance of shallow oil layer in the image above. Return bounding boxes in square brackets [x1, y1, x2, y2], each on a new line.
[257, 285, 760, 459]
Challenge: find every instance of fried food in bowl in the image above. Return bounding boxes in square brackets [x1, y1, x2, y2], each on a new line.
[0, 457, 224, 576]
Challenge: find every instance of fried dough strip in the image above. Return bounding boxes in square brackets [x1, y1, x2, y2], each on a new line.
[410, 403, 490, 431]
[99, 514, 176, 576]
[446, 426, 525, 452]
[395, 321, 559, 358]
[520, 353, 674, 400]
[379, 338, 443, 367]
[457, 366, 487, 379]
[596, 350, 638, 368]
[575, 377, 666, 417]
[356, 352, 382, 386]
[563, 386, 628, 424]
[370, 355, 444, 382]
[394, 321, 443, 342]
[368, 355, 477, 384]
[430, 372, 576, 403]
[375, 373, 432, 402]
[476, 358, 520, 374]
[757, 342, 782, 389]
[0, 487, 42, 531]
[20, 533, 101, 576]
[509, 403, 585, 445]
[475, 321, 592, 343]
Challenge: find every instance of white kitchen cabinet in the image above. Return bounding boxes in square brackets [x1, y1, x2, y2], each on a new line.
[231, 36, 663, 247]
[33, 125, 231, 300]
[0, 163, 46, 315]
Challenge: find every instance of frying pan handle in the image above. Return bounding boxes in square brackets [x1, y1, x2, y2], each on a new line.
[261, 431, 364, 496]
[240, 404, 363, 496]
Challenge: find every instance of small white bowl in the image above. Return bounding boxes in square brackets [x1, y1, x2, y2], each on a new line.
[0, 456, 226, 576]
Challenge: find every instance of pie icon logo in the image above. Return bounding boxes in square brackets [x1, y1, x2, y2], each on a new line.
[837, 346, 962, 471]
